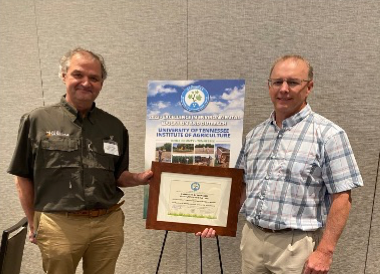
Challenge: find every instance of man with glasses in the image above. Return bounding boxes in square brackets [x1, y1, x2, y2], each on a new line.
[198, 55, 363, 274]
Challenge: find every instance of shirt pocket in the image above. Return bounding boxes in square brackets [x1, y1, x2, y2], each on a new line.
[282, 140, 322, 183]
[39, 136, 80, 168]
[85, 139, 120, 190]
[41, 136, 79, 151]
[86, 138, 119, 172]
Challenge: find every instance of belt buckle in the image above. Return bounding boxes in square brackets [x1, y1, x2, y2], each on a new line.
[255, 224, 276, 233]
[89, 210, 100, 217]
[263, 227, 276, 233]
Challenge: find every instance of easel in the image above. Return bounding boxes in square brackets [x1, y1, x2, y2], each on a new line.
[155, 231, 224, 274]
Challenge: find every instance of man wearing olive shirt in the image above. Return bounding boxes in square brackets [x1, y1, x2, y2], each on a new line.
[8, 48, 152, 274]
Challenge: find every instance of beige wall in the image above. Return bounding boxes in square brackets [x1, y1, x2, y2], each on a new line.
[0, 1, 379, 273]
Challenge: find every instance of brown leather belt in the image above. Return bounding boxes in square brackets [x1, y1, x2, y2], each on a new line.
[254, 224, 293, 233]
[64, 201, 125, 217]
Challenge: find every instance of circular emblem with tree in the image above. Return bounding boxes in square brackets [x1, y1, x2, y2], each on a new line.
[181, 85, 210, 112]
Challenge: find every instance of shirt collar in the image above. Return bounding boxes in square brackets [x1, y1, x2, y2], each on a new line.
[269, 104, 312, 129]
[60, 95, 97, 124]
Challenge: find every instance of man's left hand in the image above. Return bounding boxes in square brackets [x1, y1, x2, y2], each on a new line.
[303, 250, 332, 274]
[195, 228, 216, 238]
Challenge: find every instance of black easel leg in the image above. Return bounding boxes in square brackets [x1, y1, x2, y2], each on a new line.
[216, 236, 223, 274]
[156, 230, 168, 274]
[199, 236, 203, 274]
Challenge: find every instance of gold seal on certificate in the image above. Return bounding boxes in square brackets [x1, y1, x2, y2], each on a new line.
[146, 162, 243, 236]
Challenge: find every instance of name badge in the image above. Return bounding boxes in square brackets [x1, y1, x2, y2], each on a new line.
[103, 138, 119, 156]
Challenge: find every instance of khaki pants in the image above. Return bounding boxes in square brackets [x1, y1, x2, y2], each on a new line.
[34, 209, 125, 274]
[240, 221, 323, 274]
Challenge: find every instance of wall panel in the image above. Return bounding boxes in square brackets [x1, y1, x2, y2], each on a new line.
[365, 153, 380, 274]
[0, 1, 46, 273]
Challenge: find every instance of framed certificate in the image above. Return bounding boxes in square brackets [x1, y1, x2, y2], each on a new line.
[146, 162, 243, 236]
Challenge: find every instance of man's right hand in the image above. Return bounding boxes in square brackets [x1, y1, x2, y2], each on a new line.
[29, 229, 37, 244]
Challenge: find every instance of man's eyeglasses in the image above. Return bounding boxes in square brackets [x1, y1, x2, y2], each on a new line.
[268, 78, 310, 89]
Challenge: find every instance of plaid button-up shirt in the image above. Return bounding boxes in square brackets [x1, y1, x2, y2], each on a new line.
[236, 105, 363, 231]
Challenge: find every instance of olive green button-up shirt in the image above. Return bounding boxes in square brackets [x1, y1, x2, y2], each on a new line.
[8, 96, 129, 212]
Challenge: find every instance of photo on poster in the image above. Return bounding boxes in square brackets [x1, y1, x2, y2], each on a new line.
[155, 143, 172, 163]
[172, 143, 195, 154]
[214, 144, 231, 168]
[194, 155, 214, 167]
[172, 155, 194, 165]
[194, 143, 214, 155]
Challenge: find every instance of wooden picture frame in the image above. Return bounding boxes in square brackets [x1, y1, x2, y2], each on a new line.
[146, 162, 243, 237]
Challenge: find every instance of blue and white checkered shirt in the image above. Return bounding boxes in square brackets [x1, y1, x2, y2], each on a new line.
[236, 105, 363, 231]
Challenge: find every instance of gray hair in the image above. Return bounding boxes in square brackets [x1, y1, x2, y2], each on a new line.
[58, 47, 107, 80]
[269, 55, 313, 80]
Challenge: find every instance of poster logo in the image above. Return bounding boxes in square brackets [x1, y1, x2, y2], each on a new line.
[181, 85, 210, 112]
